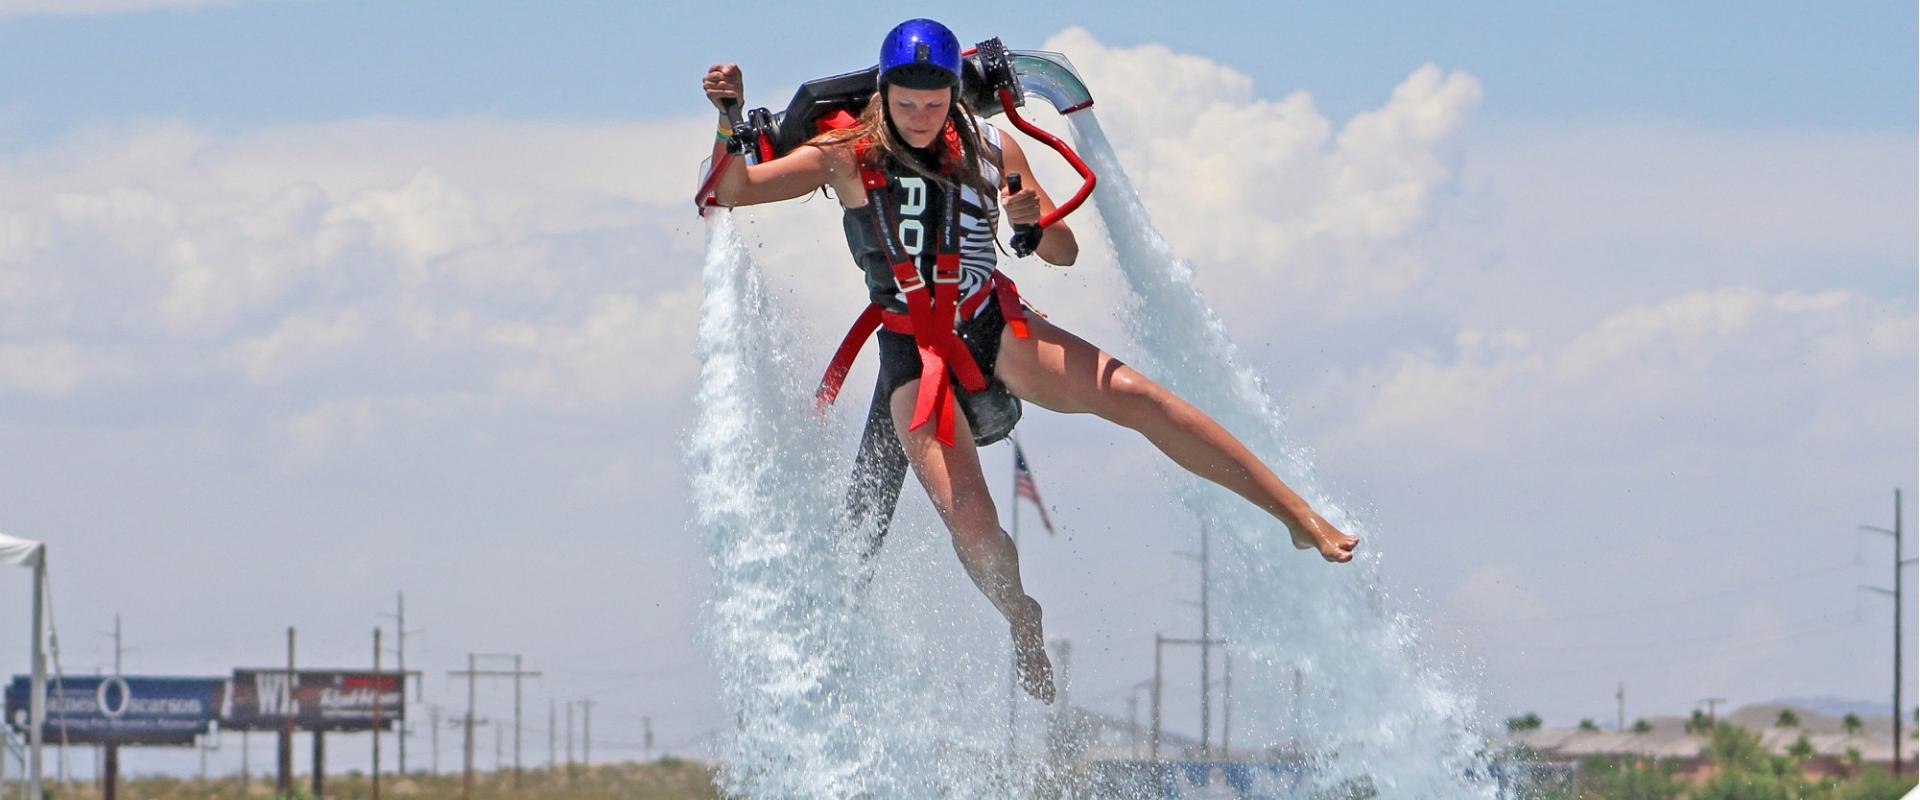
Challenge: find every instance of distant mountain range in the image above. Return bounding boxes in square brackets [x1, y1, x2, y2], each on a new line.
[1769, 696, 1898, 720]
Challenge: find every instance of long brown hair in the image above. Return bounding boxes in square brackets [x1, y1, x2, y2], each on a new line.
[809, 88, 999, 201]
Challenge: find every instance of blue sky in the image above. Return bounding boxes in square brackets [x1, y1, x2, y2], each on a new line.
[1, 0, 1913, 149]
[0, 0, 1915, 784]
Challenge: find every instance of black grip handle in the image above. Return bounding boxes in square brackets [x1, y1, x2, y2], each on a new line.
[1006, 172, 1042, 257]
[719, 97, 743, 128]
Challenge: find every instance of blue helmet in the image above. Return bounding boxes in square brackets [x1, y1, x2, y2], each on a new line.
[878, 18, 962, 91]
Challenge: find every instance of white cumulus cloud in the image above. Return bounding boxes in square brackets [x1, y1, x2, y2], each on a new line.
[1314, 287, 1917, 464]
[0, 116, 712, 467]
[1041, 27, 1483, 307]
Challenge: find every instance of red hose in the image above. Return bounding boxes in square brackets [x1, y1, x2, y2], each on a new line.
[996, 86, 1096, 228]
[693, 151, 735, 215]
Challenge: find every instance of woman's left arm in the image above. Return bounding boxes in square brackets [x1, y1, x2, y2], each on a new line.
[998, 136, 1078, 267]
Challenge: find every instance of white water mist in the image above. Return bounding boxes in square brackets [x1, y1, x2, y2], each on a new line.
[689, 212, 867, 798]
[689, 213, 1045, 798]
[1069, 113, 1500, 798]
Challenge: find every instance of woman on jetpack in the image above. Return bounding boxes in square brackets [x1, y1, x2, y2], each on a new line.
[698, 18, 1357, 704]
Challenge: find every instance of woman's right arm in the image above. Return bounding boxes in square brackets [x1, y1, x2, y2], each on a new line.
[703, 63, 833, 207]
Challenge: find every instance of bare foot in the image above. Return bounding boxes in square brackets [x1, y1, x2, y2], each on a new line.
[1009, 597, 1055, 704]
[1288, 513, 1359, 564]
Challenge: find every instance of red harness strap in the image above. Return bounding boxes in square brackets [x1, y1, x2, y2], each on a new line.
[813, 130, 1031, 447]
[813, 271, 1032, 425]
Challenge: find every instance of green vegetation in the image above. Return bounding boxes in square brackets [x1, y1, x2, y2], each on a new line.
[1632, 719, 1654, 734]
[1775, 709, 1800, 729]
[1508, 712, 1545, 733]
[1516, 720, 1917, 800]
[1575, 755, 1687, 800]
[1578, 719, 1600, 732]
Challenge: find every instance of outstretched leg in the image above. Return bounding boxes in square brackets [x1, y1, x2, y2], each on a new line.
[995, 313, 1358, 562]
[889, 380, 1055, 703]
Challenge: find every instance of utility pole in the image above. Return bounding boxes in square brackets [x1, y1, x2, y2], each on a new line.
[448, 654, 542, 794]
[566, 700, 575, 775]
[1129, 680, 1151, 758]
[457, 655, 475, 800]
[513, 655, 524, 786]
[644, 716, 654, 761]
[549, 699, 557, 774]
[372, 627, 383, 800]
[1151, 633, 1163, 760]
[1176, 522, 1220, 756]
[1152, 633, 1228, 761]
[1616, 682, 1625, 732]
[1199, 521, 1213, 757]
[1125, 693, 1139, 757]
[112, 614, 122, 675]
[1700, 697, 1727, 725]
[1221, 651, 1233, 760]
[1859, 488, 1912, 776]
[580, 699, 594, 770]
[380, 592, 417, 775]
[429, 705, 441, 776]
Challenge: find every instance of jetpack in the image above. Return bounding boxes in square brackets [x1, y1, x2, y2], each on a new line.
[694, 39, 1101, 566]
[695, 38, 1097, 254]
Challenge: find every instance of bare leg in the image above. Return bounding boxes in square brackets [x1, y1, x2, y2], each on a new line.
[995, 313, 1359, 562]
[890, 381, 1055, 703]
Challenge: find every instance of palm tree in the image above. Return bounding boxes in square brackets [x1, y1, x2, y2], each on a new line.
[1774, 709, 1799, 728]
[1685, 710, 1711, 735]
[1632, 719, 1653, 735]
[1843, 712, 1863, 738]
[1505, 712, 1543, 733]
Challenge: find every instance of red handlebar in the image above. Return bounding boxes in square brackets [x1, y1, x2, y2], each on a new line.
[996, 86, 1096, 228]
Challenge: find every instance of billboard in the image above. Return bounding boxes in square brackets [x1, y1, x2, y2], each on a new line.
[225, 669, 404, 732]
[4, 675, 223, 746]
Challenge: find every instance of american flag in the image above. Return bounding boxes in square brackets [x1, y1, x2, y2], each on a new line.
[1013, 439, 1055, 535]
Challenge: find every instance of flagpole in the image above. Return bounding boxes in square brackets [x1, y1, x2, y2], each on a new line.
[1007, 438, 1020, 765]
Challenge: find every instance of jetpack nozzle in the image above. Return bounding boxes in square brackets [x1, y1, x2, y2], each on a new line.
[973, 38, 1022, 102]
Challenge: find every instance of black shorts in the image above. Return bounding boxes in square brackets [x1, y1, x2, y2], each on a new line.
[874, 296, 1022, 446]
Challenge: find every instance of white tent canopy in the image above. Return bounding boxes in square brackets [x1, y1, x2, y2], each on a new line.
[0, 531, 42, 568]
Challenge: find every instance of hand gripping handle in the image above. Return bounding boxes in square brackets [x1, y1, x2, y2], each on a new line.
[1006, 173, 1043, 257]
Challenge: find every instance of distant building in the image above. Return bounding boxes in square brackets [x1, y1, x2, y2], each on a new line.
[1501, 703, 1918, 780]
